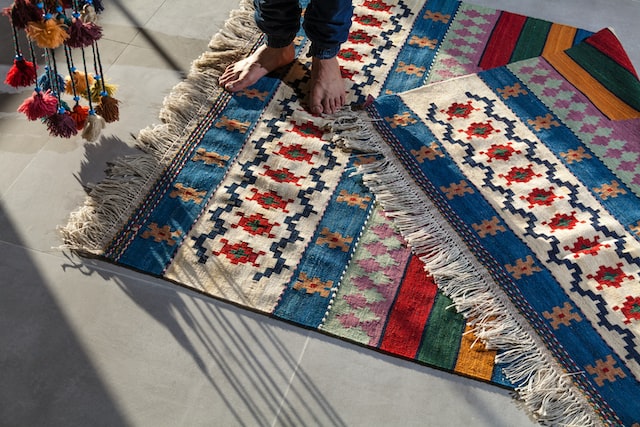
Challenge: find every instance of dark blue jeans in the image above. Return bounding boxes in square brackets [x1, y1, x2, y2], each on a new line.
[254, 0, 353, 58]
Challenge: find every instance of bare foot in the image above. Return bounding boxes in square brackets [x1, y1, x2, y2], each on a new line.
[220, 44, 295, 92]
[309, 56, 346, 115]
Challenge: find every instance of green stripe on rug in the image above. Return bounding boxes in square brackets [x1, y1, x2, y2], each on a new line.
[566, 41, 640, 111]
[415, 293, 465, 369]
[510, 18, 552, 62]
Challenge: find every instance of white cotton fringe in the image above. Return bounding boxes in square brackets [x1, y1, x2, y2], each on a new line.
[60, 0, 262, 254]
[331, 113, 604, 427]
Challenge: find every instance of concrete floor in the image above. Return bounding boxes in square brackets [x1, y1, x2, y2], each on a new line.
[0, 0, 638, 425]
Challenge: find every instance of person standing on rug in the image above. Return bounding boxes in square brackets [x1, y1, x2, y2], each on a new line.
[219, 0, 353, 115]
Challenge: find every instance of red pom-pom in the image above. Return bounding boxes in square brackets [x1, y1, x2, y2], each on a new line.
[4, 57, 37, 88]
[17, 89, 58, 120]
[67, 18, 102, 48]
[70, 104, 89, 130]
[45, 110, 79, 138]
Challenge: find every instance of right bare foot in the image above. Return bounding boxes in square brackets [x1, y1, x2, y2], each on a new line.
[219, 44, 295, 92]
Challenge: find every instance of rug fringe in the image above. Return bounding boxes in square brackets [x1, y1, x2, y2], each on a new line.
[60, 0, 261, 253]
[331, 111, 604, 427]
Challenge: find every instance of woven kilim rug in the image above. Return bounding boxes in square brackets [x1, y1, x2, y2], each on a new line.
[336, 28, 640, 426]
[61, 0, 633, 424]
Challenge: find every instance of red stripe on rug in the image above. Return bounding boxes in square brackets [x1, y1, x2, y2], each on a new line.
[584, 28, 639, 78]
[379, 255, 438, 358]
[479, 12, 528, 70]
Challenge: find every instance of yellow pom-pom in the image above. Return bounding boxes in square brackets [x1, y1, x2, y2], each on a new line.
[89, 80, 118, 103]
[66, 71, 95, 96]
[26, 18, 70, 49]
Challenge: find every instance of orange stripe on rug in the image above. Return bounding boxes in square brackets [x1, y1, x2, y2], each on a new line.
[454, 324, 498, 382]
[544, 50, 640, 120]
[542, 24, 577, 57]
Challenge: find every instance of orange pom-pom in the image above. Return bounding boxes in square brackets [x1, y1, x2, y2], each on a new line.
[70, 104, 90, 130]
[65, 70, 95, 96]
[26, 18, 70, 49]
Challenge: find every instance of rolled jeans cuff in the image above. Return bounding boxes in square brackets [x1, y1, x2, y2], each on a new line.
[266, 34, 297, 48]
[308, 44, 341, 59]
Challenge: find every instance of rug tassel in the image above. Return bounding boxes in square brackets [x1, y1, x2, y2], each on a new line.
[329, 111, 602, 427]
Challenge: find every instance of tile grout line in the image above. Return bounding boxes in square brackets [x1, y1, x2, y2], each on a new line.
[271, 333, 311, 427]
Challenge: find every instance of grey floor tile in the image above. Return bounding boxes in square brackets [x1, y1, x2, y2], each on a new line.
[0, 241, 310, 426]
[276, 335, 537, 427]
[93, 0, 165, 45]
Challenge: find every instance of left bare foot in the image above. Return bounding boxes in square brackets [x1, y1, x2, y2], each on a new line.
[309, 56, 346, 115]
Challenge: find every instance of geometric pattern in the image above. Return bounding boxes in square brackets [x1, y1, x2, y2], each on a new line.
[364, 36, 640, 423]
[72, 0, 619, 421]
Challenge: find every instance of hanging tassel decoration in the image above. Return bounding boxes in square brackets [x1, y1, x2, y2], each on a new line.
[37, 66, 65, 93]
[74, 35, 106, 142]
[82, 111, 106, 141]
[45, 106, 79, 138]
[95, 92, 119, 123]
[5, 15, 37, 87]
[88, 76, 116, 102]
[91, 40, 119, 122]
[4, 0, 42, 29]
[26, 12, 70, 49]
[70, 101, 89, 130]
[65, 68, 94, 95]
[17, 88, 59, 120]
[5, 56, 38, 87]
[67, 12, 101, 48]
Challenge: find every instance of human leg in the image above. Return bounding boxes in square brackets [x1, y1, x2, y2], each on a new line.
[219, 0, 300, 92]
[303, 0, 353, 114]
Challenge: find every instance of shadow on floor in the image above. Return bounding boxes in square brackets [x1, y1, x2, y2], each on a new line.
[0, 204, 129, 426]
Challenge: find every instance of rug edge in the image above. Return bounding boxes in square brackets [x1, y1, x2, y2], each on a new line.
[59, 0, 261, 254]
[330, 110, 604, 427]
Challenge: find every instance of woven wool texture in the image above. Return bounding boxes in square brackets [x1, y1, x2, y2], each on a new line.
[63, 0, 640, 425]
[347, 28, 640, 425]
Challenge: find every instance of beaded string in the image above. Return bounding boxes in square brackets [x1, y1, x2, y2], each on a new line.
[9, 16, 24, 61]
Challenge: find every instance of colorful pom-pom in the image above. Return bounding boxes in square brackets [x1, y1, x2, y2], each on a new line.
[6, 0, 42, 29]
[38, 70, 66, 93]
[26, 18, 70, 49]
[4, 57, 37, 88]
[82, 112, 106, 142]
[89, 79, 117, 103]
[95, 95, 119, 123]
[70, 103, 89, 130]
[17, 89, 59, 120]
[65, 70, 95, 96]
[45, 108, 79, 138]
[67, 18, 102, 48]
